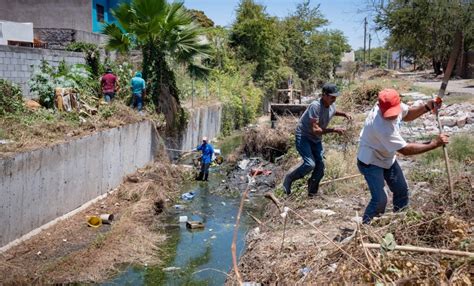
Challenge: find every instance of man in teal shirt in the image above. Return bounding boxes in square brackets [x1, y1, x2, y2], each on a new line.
[130, 72, 146, 112]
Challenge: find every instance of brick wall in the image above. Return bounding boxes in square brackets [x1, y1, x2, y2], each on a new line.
[0, 45, 84, 98]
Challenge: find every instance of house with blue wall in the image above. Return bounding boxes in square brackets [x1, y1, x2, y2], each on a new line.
[1, 0, 131, 47]
[92, 0, 130, 33]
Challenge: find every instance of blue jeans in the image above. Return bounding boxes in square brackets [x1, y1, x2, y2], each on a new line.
[286, 134, 324, 195]
[131, 93, 143, 111]
[357, 159, 409, 224]
[104, 92, 115, 103]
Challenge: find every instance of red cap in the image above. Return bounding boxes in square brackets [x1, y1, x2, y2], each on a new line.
[378, 89, 401, 118]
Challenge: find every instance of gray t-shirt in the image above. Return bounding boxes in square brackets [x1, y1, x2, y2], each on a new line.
[296, 99, 336, 142]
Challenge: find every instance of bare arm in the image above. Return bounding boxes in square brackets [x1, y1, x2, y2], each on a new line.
[335, 111, 352, 120]
[311, 119, 345, 135]
[398, 134, 449, 156]
[403, 99, 439, 122]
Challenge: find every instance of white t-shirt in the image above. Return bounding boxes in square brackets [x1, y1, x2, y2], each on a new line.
[357, 103, 409, 169]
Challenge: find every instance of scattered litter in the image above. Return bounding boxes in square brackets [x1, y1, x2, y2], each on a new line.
[36, 251, 41, 256]
[243, 282, 261, 286]
[249, 168, 272, 176]
[209, 229, 213, 232]
[179, 216, 188, 223]
[87, 216, 102, 228]
[163, 266, 181, 272]
[328, 263, 338, 273]
[114, 202, 120, 206]
[62, 239, 67, 242]
[173, 204, 185, 210]
[0, 139, 14, 145]
[312, 209, 336, 217]
[186, 221, 205, 229]
[238, 159, 250, 170]
[210, 235, 217, 239]
[100, 214, 114, 224]
[181, 192, 196, 200]
[222, 180, 226, 183]
[221, 202, 226, 206]
[299, 267, 311, 277]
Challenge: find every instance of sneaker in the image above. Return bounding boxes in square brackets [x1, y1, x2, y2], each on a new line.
[282, 175, 292, 195]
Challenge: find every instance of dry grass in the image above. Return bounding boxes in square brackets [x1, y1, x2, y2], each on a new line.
[0, 150, 188, 284]
[240, 116, 297, 162]
[0, 101, 165, 157]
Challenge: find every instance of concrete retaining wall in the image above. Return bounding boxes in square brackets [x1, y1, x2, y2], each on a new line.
[180, 104, 222, 151]
[0, 45, 85, 97]
[0, 120, 158, 249]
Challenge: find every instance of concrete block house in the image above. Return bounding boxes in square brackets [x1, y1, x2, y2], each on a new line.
[0, 0, 130, 48]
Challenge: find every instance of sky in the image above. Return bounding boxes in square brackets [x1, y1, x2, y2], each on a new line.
[183, 0, 386, 50]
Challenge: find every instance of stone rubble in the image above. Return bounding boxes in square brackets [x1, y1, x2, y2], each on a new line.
[400, 102, 474, 138]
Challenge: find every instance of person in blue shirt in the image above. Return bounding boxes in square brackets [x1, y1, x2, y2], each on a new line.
[195, 136, 214, 181]
[130, 71, 146, 112]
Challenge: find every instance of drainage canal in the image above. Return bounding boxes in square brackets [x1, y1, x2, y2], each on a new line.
[104, 133, 262, 285]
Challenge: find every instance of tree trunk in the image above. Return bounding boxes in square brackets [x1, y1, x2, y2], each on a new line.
[153, 50, 186, 135]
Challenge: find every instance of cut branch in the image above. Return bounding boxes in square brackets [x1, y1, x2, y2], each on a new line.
[363, 243, 474, 258]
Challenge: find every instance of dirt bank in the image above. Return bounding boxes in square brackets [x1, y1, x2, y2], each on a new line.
[0, 150, 188, 284]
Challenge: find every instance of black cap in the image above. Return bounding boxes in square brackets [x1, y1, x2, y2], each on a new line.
[322, 83, 339, 97]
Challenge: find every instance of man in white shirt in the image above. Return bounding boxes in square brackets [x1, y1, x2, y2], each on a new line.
[357, 89, 449, 223]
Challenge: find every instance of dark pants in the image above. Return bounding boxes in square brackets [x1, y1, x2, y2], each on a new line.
[196, 162, 210, 181]
[285, 134, 325, 195]
[104, 92, 115, 102]
[357, 159, 409, 224]
[130, 93, 143, 111]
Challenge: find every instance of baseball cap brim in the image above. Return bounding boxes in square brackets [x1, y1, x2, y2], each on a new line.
[328, 92, 340, 97]
[381, 104, 402, 118]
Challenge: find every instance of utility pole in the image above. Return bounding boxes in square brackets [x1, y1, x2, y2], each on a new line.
[368, 34, 372, 68]
[363, 17, 367, 72]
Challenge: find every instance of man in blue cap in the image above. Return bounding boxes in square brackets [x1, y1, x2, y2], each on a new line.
[282, 83, 352, 197]
[130, 71, 146, 112]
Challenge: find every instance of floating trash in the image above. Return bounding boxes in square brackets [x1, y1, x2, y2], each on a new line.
[181, 192, 196, 201]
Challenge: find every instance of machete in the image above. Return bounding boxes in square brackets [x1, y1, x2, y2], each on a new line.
[435, 31, 463, 200]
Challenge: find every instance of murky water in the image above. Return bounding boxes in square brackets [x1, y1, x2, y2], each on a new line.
[104, 133, 260, 285]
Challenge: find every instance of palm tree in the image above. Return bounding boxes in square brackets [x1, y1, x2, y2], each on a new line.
[104, 0, 211, 134]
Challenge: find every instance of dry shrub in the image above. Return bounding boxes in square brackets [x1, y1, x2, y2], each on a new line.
[351, 83, 382, 107]
[363, 68, 392, 80]
[242, 117, 297, 161]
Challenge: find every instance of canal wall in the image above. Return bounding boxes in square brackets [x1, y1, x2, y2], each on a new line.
[0, 120, 159, 250]
[179, 103, 223, 152]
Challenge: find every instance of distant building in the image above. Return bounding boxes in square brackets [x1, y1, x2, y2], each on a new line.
[341, 51, 355, 63]
[0, 21, 33, 46]
[0, 0, 130, 48]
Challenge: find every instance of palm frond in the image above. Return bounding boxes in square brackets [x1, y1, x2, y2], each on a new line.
[103, 23, 132, 53]
[187, 63, 211, 80]
[111, 2, 134, 31]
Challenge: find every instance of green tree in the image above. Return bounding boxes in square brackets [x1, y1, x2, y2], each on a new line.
[355, 47, 389, 68]
[188, 9, 215, 28]
[230, 0, 283, 85]
[282, 1, 348, 93]
[103, 0, 211, 134]
[375, 0, 473, 74]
